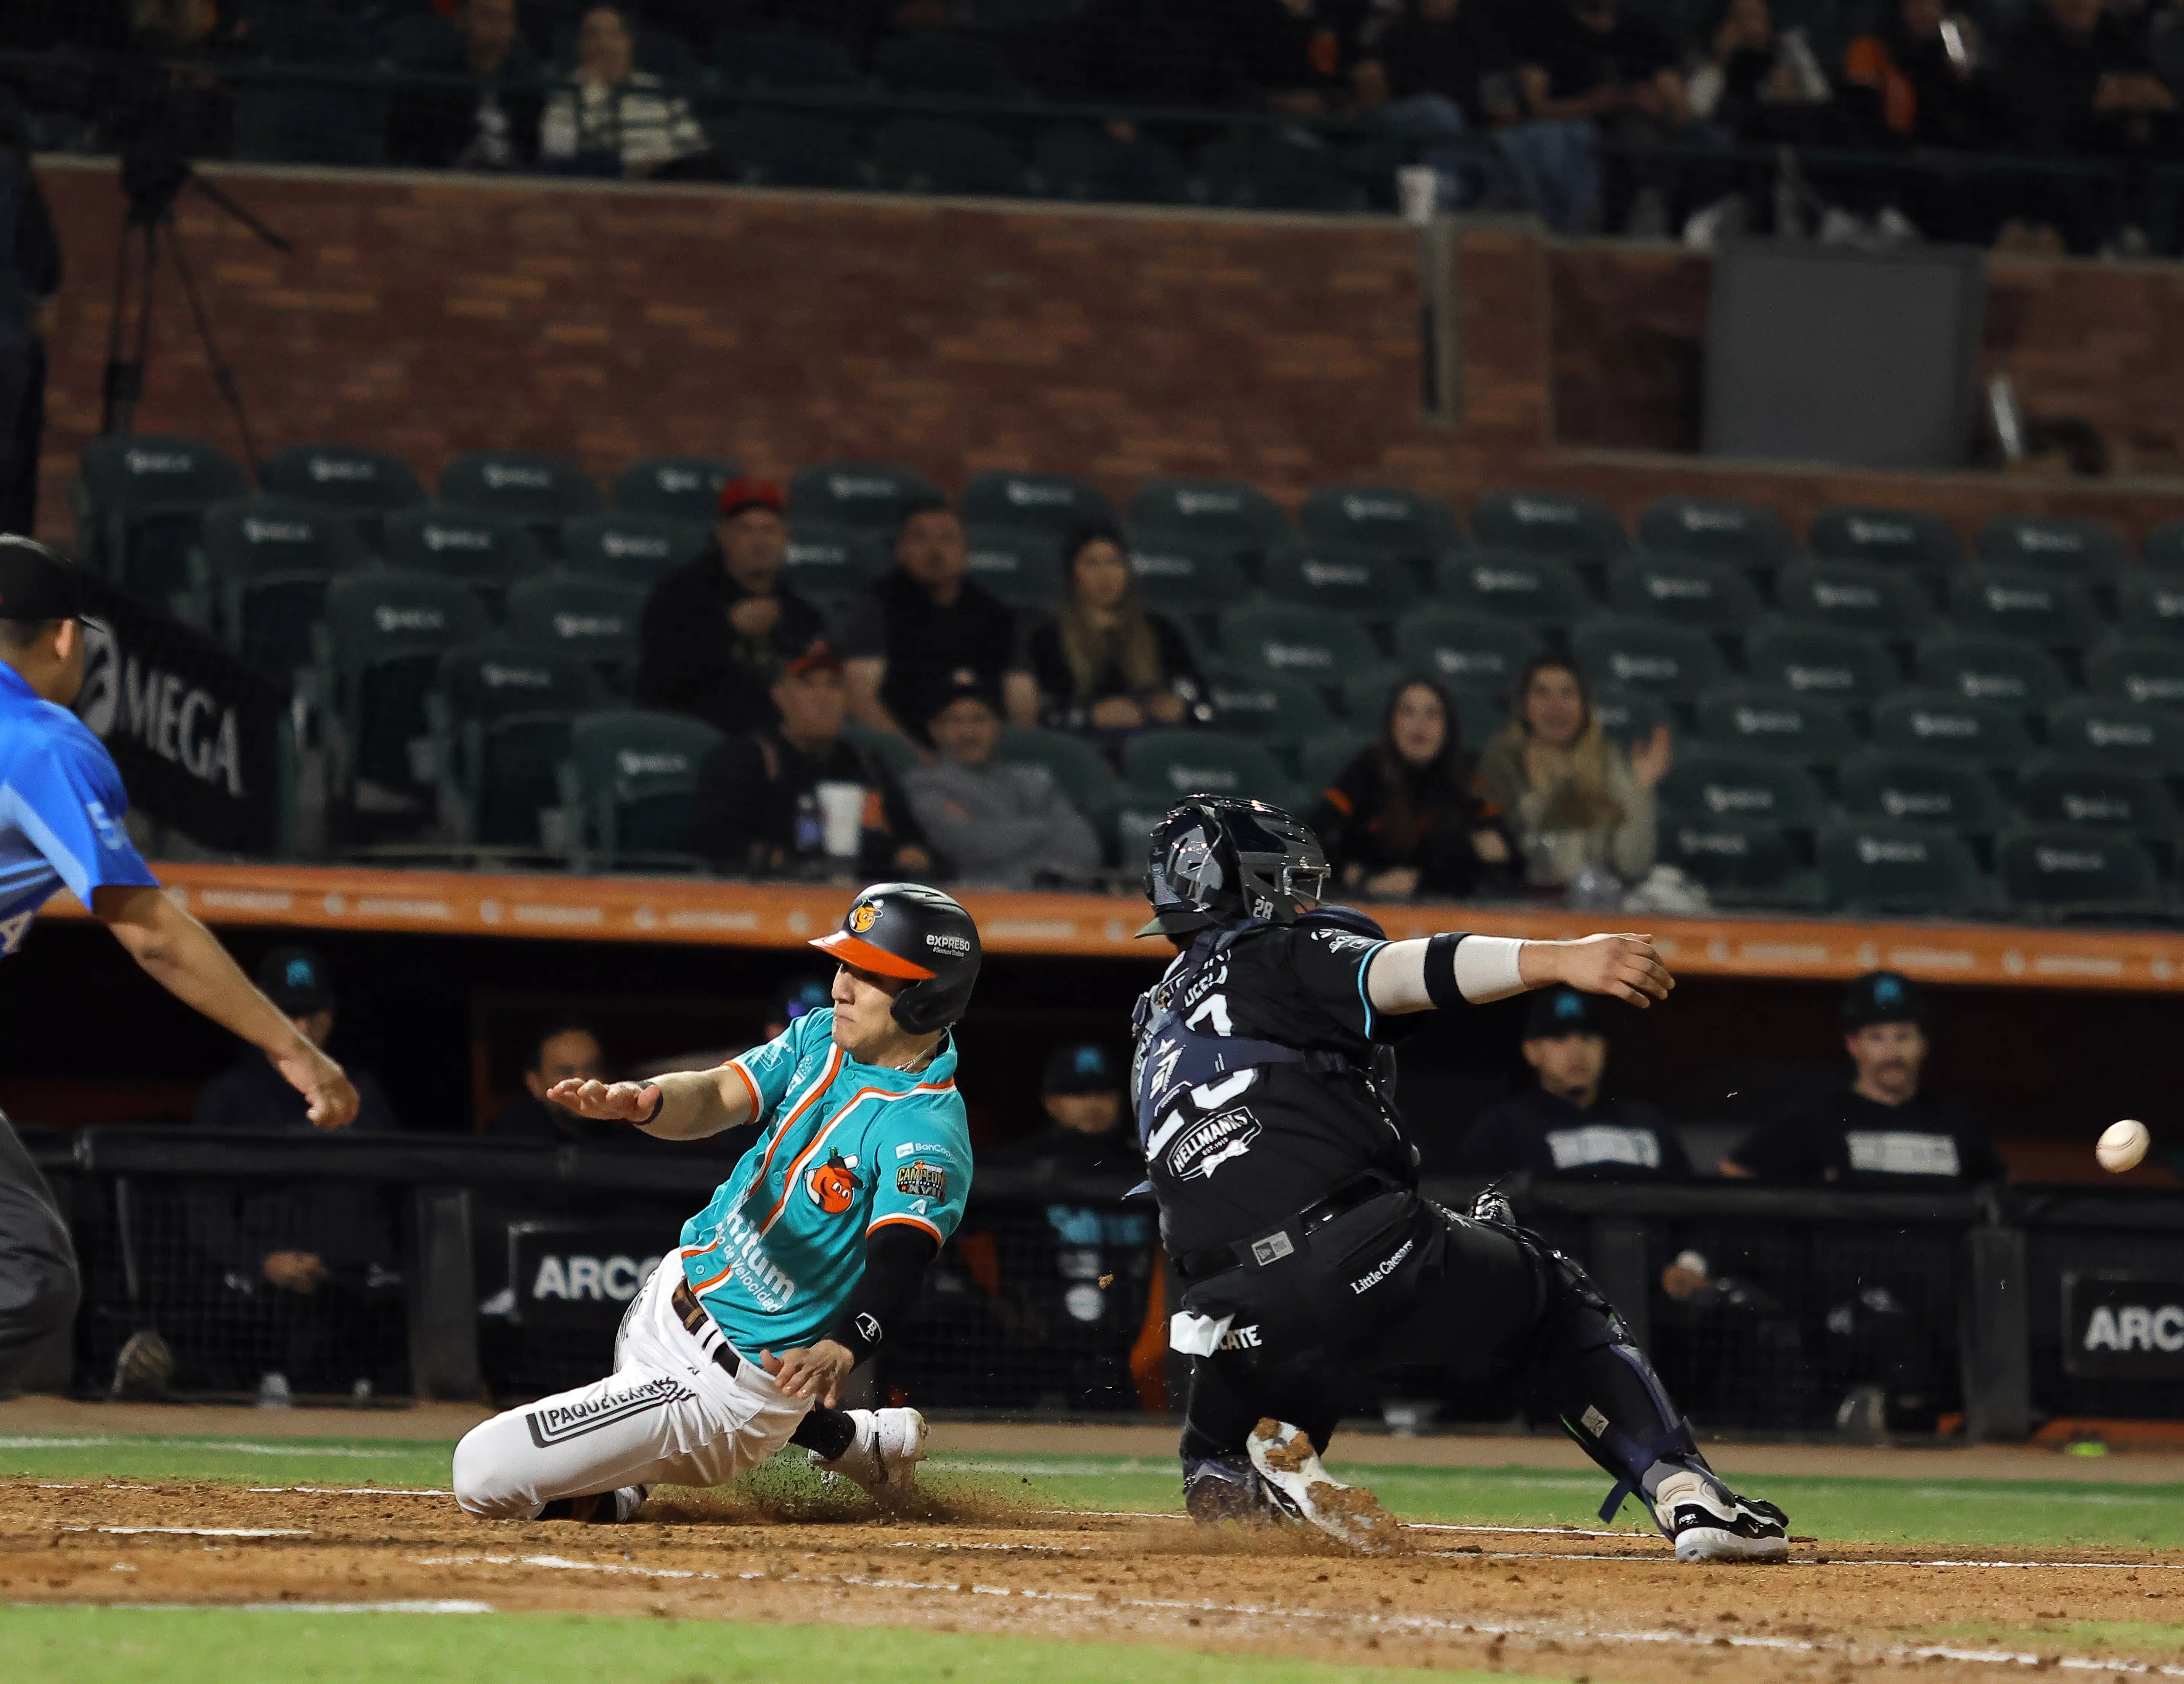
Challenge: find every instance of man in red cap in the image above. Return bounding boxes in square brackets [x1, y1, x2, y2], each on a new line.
[637, 476, 827, 737]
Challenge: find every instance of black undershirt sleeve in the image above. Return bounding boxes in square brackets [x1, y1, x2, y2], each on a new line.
[825, 1223, 941, 1364]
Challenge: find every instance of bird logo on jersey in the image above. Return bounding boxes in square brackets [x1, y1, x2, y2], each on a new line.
[807, 1150, 863, 1215]
[850, 900, 881, 933]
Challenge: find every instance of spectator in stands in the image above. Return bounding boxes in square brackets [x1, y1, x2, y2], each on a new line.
[1455, 985, 1689, 1179]
[1005, 523, 1200, 736]
[690, 639, 932, 879]
[484, 1022, 631, 1144]
[1311, 677, 1511, 901]
[1476, 652, 1668, 893]
[0, 94, 58, 537]
[903, 675, 1101, 888]
[1844, 0, 1992, 151]
[1351, 0, 1523, 207]
[186, 946, 403, 1400]
[841, 497, 1019, 750]
[1231, 0, 1369, 114]
[637, 477, 826, 739]
[1503, 0, 1691, 233]
[538, 5, 715, 178]
[387, 0, 542, 172]
[1677, 0, 1847, 244]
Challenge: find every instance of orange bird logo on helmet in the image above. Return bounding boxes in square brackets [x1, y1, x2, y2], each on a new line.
[849, 901, 880, 934]
[808, 1150, 863, 1215]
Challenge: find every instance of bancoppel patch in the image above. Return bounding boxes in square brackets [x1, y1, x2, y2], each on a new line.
[895, 1159, 949, 1200]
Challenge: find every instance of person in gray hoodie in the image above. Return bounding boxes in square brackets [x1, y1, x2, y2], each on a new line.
[904, 674, 1102, 889]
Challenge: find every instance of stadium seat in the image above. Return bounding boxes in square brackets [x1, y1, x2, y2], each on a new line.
[194, 495, 369, 682]
[1203, 670, 1336, 746]
[73, 432, 251, 604]
[2046, 697, 2184, 773]
[559, 511, 708, 588]
[323, 569, 492, 792]
[961, 471, 1116, 537]
[1808, 504, 1966, 575]
[612, 456, 741, 522]
[1217, 605, 1382, 688]
[257, 444, 425, 532]
[1605, 554, 1762, 632]
[1816, 819, 1995, 916]
[1869, 690, 2033, 770]
[874, 119, 1030, 196]
[1975, 512, 2129, 583]
[2017, 753, 2180, 834]
[1470, 488, 1628, 561]
[1433, 548, 1596, 628]
[789, 461, 943, 532]
[562, 710, 724, 868]
[709, 111, 869, 189]
[994, 727, 1121, 847]
[963, 529, 1064, 609]
[1121, 729, 1295, 808]
[1264, 546, 1418, 619]
[1694, 683, 1858, 764]
[1297, 729, 1371, 796]
[1774, 559, 1934, 638]
[506, 573, 648, 691]
[1033, 125, 1188, 205]
[2087, 636, 2184, 711]
[233, 82, 388, 167]
[1298, 484, 1463, 561]
[427, 641, 602, 847]
[1912, 632, 2072, 714]
[1997, 825, 2169, 921]
[1835, 748, 2007, 835]
[380, 506, 547, 614]
[1744, 621, 1899, 706]
[2118, 572, 2184, 641]
[714, 28, 861, 88]
[781, 528, 890, 602]
[1591, 687, 1671, 748]
[1656, 746, 1827, 828]
[2144, 520, 2184, 574]
[874, 32, 1026, 95]
[1394, 610, 1540, 699]
[1948, 564, 2105, 649]
[1661, 817, 1825, 909]
[1128, 541, 1250, 612]
[1129, 477, 1293, 559]
[841, 718, 921, 781]
[1196, 134, 1368, 212]
[1569, 617, 1726, 703]
[1637, 496, 1797, 568]
[438, 450, 602, 539]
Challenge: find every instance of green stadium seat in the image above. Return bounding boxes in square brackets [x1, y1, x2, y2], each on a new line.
[1605, 554, 1762, 631]
[1262, 546, 1418, 618]
[1591, 687, 1672, 748]
[1218, 605, 1382, 687]
[1128, 540, 1250, 611]
[1836, 748, 2007, 835]
[1570, 617, 1726, 702]
[74, 432, 251, 604]
[1298, 484, 1462, 560]
[562, 709, 724, 868]
[2144, 520, 2184, 574]
[381, 506, 547, 613]
[1394, 610, 1540, 699]
[259, 443, 425, 530]
[874, 117, 1031, 196]
[1470, 488, 1628, 560]
[1694, 683, 1858, 764]
[1204, 670, 1336, 745]
[1870, 690, 2033, 769]
[995, 727, 1121, 853]
[559, 511, 708, 588]
[506, 573, 648, 691]
[961, 471, 1114, 536]
[2017, 753, 2179, 834]
[1661, 816, 1826, 909]
[1808, 504, 1965, 574]
[2046, 696, 2184, 773]
[2087, 636, 2184, 711]
[1744, 621, 1899, 705]
[788, 461, 944, 531]
[781, 528, 890, 601]
[841, 718, 922, 781]
[1433, 548, 1596, 628]
[428, 641, 603, 846]
[1034, 123, 1189, 205]
[1298, 729, 1371, 797]
[1638, 496, 1797, 568]
[1913, 632, 2072, 714]
[708, 109, 870, 190]
[612, 456, 740, 522]
[1129, 477, 1293, 559]
[1997, 825, 2169, 921]
[715, 28, 860, 87]
[2118, 572, 2184, 641]
[1975, 513, 2129, 583]
[1817, 819, 1995, 916]
[323, 569, 493, 791]
[1121, 729, 1295, 808]
[1948, 564, 2105, 649]
[1656, 746, 1827, 827]
[1775, 559, 1934, 638]
[438, 450, 601, 537]
[194, 496, 370, 682]
[962, 528, 1064, 609]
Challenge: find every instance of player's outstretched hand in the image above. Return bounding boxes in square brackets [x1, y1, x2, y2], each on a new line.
[275, 1041, 360, 1130]
[1539, 932, 1674, 1007]
[546, 1078, 664, 1123]
[763, 1340, 856, 1408]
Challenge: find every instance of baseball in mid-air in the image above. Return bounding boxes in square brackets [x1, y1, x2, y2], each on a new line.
[2097, 1119, 2151, 1173]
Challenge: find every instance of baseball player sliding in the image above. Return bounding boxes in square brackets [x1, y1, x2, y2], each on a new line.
[453, 884, 980, 1522]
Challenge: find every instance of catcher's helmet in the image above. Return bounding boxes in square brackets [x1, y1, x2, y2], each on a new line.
[1140, 796, 1330, 938]
[808, 882, 982, 1035]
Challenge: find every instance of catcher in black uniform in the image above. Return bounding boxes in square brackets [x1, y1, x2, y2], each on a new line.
[1132, 797, 1787, 1561]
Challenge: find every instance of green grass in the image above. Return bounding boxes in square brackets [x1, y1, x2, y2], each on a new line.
[1929, 1621, 2184, 1659]
[11, 1434, 2184, 1549]
[0, 1606, 1526, 1684]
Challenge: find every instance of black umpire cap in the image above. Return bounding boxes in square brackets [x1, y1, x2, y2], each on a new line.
[257, 945, 335, 1016]
[1844, 969, 1923, 1029]
[0, 536, 85, 623]
[1523, 985, 1602, 1040]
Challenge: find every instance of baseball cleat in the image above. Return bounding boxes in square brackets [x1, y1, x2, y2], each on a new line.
[1246, 1419, 1402, 1553]
[541, 1485, 649, 1523]
[810, 1406, 928, 1498]
[1650, 1467, 1789, 1562]
[1183, 1453, 1280, 1524]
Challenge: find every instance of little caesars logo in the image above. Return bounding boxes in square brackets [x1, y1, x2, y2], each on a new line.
[76, 621, 245, 798]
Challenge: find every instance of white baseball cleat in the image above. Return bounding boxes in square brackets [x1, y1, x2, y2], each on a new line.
[810, 1406, 929, 1497]
[1246, 1419, 1402, 1553]
[1651, 1466, 1790, 1562]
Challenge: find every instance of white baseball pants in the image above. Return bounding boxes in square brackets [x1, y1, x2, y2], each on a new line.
[453, 1248, 810, 1518]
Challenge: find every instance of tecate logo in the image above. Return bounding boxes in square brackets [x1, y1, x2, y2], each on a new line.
[1813, 583, 1880, 610]
[373, 606, 445, 632]
[2020, 528, 2082, 552]
[1882, 790, 1950, 818]
[308, 456, 376, 482]
[242, 519, 312, 544]
[2035, 847, 2106, 873]
[2088, 720, 2155, 747]
[1005, 481, 1072, 506]
[1784, 664, 1851, 692]
[1262, 641, 1331, 670]
[1847, 517, 1913, 545]
[552, 612, 624, 638]
[1985, 586, 2052, 612]
[787, 542, 847, 566]
[125, 450, 193, 474]
[616, 750, 688, 776]
[2064, 794, 2129, 822]
[925, 931, 972, 956]
[480, 662, 553, 688]
[827, 474, 895, 499]
[1611, 654, 1675, 681]
[2127, 676, 2184, 704]
[1341, 495, 1406, 521]
[1435, 649, 1504, 676]
[1301, 560, 1370, 587]
[1960, 673, 2025, 700]
[603, 532, 668, 558]
[1472, 567, 1538, 594]
[1512, 497, 1576, 524]
[1175, 490, 1242, 515]
[482, 463, 553, 489]
[1682, 507, 1744, 531]
[1911, 710, 1977, 739]
[1132, 552, 1188, 577]
[1857, 837, 1929, 864]
[656, 467, 704, 492]
[424, 524, 492, 552]
[1167, 765, 1240, 791]
[1702, 784, 1771, 814]
[1733, 706, 1802, 734]
[1679, 828, 1749, 856]
[1645, 575, 1712, 599]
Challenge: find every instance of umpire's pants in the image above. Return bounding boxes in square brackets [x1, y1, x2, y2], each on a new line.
[0, 1109, 78, 1396]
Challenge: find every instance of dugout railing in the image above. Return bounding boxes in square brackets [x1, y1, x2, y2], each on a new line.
[22, 1123, 2184, 1437]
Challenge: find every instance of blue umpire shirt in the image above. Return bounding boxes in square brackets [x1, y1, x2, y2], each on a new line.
[0, 659, 160, 959]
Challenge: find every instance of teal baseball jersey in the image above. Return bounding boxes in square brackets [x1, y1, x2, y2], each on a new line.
[678, 1007, 972, 1353]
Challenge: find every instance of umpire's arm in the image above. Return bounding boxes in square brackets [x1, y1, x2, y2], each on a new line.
[92, 885, 360, 1128]
[1366, 931, 1673, 1016]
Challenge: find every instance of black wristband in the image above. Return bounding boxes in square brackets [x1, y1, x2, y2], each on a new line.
[1424, 932, 1469, 1011]
[638, 1085, 665, 1125]
[827, 1309, 885, 1366]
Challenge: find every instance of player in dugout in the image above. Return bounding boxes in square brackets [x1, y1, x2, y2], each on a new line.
[1133, 797, 1788, 1560]
[0, 536, 358, 1397]
[452, 883, 978, 1523]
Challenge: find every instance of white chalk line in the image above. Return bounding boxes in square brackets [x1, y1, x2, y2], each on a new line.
[0, 1436, 413, 1458]
[62, 1526, 310, 1538]
[80, 1599, 495, 1614]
